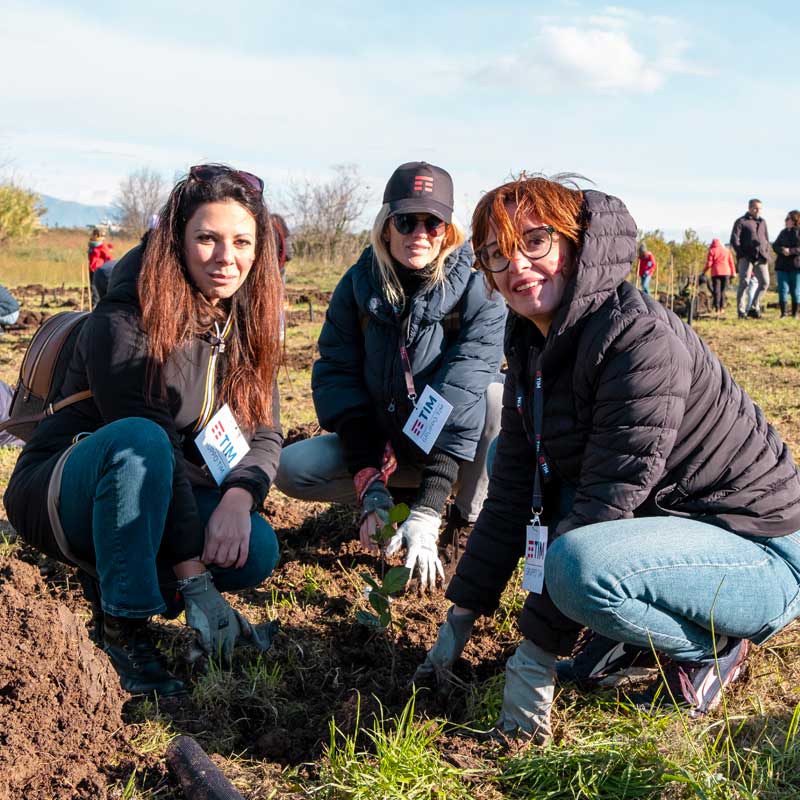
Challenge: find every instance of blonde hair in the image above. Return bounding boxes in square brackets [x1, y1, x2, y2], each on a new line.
[369, 204, 466, 308]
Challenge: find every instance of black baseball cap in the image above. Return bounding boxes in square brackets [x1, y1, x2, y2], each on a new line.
[383, 161, 454, 223]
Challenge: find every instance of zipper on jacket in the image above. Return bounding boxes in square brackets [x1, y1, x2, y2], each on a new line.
[192, 313, 233, 433]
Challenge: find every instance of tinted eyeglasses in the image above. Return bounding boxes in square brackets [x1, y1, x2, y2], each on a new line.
[477, 226, 556, 273]
[189, 164, 264, 195]
[390, 213, 447, 236]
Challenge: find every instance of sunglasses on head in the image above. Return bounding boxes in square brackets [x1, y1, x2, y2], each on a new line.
[189, 164, 264, 194]
[391, 213, 446, 236]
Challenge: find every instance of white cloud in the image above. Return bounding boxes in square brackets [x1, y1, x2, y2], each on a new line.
[476, 5, 708, 94]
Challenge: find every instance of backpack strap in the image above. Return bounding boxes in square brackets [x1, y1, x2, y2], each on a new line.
[0, 389, 93, 435]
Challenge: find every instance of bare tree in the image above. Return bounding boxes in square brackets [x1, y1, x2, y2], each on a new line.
[287, 164, 370, 264]
[114, 167, 167, 237]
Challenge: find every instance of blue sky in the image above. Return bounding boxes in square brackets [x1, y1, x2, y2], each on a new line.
[0, 0, 796, 241]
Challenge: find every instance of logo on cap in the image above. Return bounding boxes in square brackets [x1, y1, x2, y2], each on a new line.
[413, 175, 434, 193]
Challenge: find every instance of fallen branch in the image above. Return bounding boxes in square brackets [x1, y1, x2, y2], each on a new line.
[166, 735, 245, 800]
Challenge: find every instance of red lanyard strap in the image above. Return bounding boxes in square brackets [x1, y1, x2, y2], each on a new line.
[399, 344, 417, 406]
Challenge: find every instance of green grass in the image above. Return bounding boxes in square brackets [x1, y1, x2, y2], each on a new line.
[318, 693, 477, 800]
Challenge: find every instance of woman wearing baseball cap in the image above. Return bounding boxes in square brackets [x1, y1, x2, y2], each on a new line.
[276, 161, 506, 591]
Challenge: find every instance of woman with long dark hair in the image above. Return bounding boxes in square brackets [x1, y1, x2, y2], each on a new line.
[4, 165, 284, 696]
[417, 174, 800, 742]
[773, 210, 800, 318]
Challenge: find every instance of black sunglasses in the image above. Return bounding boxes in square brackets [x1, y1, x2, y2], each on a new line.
[391, 213, 446, 236]
[189, 164, 264, 194]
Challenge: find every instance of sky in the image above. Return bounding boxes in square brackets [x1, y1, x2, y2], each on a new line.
[1, 0, 796, 242]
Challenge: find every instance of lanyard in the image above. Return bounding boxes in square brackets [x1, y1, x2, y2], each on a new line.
[399, 344, 417, 406]
[530, 352, 549, 522]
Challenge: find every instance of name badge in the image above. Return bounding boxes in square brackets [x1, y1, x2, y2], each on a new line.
[194, 403, 250, 485]
[401, 385, 453, 454]
[522, 523, 548, 594]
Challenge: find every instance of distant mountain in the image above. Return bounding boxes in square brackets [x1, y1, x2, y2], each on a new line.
[38, 194, 117, 228]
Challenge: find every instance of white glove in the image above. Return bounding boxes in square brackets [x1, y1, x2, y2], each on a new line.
[496, 639, 557, 744]
[385, 506, 444, 592]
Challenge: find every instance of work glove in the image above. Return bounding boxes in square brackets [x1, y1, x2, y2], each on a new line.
[181, 572, 275, 663]
[359, 481, 394, 549]
[414, 605, 476, 685]
[385, 506, 445, 592]
[496, 638, 557, 744]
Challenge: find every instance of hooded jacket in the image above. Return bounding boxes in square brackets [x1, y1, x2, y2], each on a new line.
[773, 227, 800, 272]
[312, 243, 506, 465]
[704, 239, 736, 277]
[447, 190, 800, 655]
[730, 212, 771, 263]
[4, 244, 282, 566]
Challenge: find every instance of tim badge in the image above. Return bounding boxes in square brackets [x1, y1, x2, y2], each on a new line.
[401, 385, 453, 454]
[522, 523, 548, 594]
[194, 403, 250, 485]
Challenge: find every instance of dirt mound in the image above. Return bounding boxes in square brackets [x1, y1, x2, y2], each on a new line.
[284, 422, 321, 447]
[0, 558, 128, 800]
[285, 288, 332, 307]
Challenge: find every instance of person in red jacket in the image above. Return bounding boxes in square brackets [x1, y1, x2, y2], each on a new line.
[637, 243, 656, 295]
[703, 239, 736, 314]
[88, 228, 114, 307]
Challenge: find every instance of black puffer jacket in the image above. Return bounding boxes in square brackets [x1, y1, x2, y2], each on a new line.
[447, 191, 800, 654]
[312, 243, 506, 463]
[773, 227, 800, 272]
[4, 245, 282, 565]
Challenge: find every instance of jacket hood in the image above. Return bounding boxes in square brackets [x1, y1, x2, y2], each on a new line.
[102, 243, 144, 308]
[550, 189, 638, 337]
[353, 241, 475, 326]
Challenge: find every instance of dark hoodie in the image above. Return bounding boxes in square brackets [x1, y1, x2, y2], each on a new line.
[4, 244, 282, 566]
[447, 190, 800, 655]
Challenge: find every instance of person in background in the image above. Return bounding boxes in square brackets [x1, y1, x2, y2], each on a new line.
[772, 211, 800, 318]
[5, 165, 285, 696]
[272, 214, 293, 283]
[731, 199, 771, 319]
[276, 161, 506, 591]
[637, 243, 656, 295]
[87, 228, 114, 307]
[702, 239, 736, 314]
[416, 174, 800, 743]
[0, 284, 20, 329]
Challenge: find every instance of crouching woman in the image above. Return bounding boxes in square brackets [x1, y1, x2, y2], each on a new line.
[4, 165, 284, 696]
[417, 174, 800, 741]
[276, 162, 506, 590]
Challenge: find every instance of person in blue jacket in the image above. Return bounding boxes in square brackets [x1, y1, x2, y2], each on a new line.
[276, 162, 506, 591]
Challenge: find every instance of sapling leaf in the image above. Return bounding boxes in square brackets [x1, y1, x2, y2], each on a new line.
[373, 523, 396, 543]
[359, 572, 380, 591]
[389, 503, 411, 524]
[356, 610, 383, 628]
[369, 592, 389, 615]
[379, 609, 391, 628]
[382, 566, 411, 595]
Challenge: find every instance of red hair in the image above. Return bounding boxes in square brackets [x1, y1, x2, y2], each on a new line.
[472, 174, 584, 290]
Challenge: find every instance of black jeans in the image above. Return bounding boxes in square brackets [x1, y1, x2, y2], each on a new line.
[711, 275, 729, 310]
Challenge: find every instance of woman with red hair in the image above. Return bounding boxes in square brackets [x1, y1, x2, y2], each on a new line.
[417, 174, 800, 743]
[5, 165, 284, 696]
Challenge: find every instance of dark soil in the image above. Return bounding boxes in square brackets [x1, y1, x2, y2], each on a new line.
[0, 557, 133, 800]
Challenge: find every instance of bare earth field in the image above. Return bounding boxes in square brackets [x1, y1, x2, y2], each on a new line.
[0, 232, 798, 799]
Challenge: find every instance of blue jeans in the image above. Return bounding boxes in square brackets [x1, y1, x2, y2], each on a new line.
[58, 417, 279, 618]
[545, 517, 800, 661]
[640, 274, 651, 295]
[776, 270, 800, 307]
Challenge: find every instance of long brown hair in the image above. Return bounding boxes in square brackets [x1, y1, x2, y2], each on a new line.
[139, 166, 282, 430]
[472, 173, 585, 291]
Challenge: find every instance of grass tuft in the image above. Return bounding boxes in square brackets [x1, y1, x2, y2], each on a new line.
[318, 692, 476, 799]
